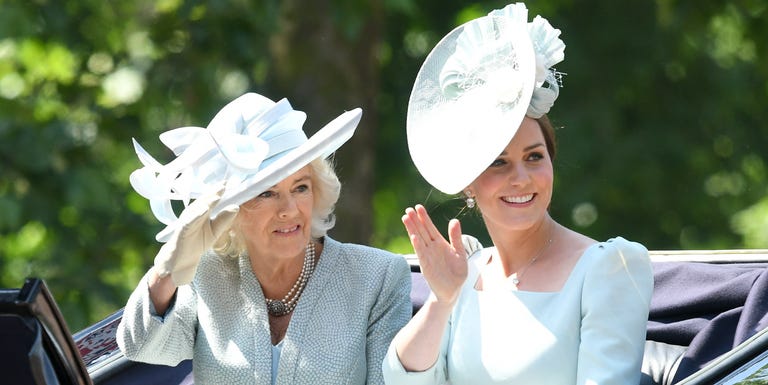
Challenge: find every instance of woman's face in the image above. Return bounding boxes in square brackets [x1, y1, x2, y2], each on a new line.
[238, 166, 315, 261]
[469, 117, 554, 232]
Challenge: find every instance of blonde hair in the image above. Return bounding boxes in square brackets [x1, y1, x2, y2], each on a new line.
[213, 157, 341, 257]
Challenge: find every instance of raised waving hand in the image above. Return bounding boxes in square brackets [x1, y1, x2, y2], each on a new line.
[402, 204, 468, 305]
[388, 204, 470, 373]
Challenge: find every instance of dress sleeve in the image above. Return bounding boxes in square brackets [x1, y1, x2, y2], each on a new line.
[577, 238, 654, 385]
[382, 329, 450, 385]
[381, 298, 452, 385]
[366, 256, 413, 385]
[116, 271, 198, 366]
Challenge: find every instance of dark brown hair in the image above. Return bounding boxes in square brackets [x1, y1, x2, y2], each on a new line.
[536, 114, 557, 162]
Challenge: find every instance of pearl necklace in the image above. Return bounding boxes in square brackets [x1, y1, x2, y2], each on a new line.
[510, 237, 553, 286]
[265, 242, 316, 317]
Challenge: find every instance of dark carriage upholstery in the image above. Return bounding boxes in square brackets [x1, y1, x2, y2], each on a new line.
[645, 261, 768, 383]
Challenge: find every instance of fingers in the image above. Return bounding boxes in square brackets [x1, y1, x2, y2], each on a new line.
[447, 218, 466, 257]
[401, 207, 429, 243]
[414, 204, 441, 241]
[402, 204, 455, 269]
[406, 228, 434, 272]
[402, 204, 441, 242]
[180, 187, 232, 229]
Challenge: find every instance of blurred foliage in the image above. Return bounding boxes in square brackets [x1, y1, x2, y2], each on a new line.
[0, 0, 766, 331]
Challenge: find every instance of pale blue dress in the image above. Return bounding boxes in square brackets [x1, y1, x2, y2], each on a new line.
[383, 237, 653, 385]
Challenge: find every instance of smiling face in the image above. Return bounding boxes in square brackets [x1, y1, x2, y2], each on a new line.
[468, 116, 554, 233]
[237, 166, 315, 262]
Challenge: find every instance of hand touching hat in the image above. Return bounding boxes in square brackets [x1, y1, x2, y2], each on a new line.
[153, 188, 238, 285]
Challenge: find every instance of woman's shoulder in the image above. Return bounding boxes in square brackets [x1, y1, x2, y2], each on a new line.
[323, 236, 408, 268]
[576, 236, 654, 308]
[321, 237, 411, 296]
[198, 249, 239, 270]
[588, 237, 650, 264]
[578, 236, 653, 290]
[193, 250, 243, 286]
[575, 236, 651, 275]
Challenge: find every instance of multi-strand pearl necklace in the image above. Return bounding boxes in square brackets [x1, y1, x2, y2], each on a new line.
[265, 242, 316, 317]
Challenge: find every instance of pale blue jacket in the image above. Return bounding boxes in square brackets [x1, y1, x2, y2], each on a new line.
[118, 236, 412, 385]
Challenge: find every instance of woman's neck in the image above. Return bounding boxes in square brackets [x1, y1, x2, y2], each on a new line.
[488, 217, 559, 277]
[247, 246, 306, 298]
[246, 239, 324, 298]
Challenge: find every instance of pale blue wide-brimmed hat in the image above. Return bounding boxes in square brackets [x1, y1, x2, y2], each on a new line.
[129, 92, 361, 242]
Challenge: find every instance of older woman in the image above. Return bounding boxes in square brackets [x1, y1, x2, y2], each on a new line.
[117, 93, 411, 385]
[383, 3, 653, 385]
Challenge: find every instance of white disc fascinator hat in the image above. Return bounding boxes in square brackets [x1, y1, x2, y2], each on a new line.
[129, 92, 361, 242]
[407, 2, 565, 195]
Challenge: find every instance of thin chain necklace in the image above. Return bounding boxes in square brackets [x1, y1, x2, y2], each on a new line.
[265, 242, 316, 317]
[510, 236, 554, 287]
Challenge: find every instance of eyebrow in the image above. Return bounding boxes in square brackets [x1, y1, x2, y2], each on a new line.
[524, 143, 545, 152]
[498, 143, 545, 156]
